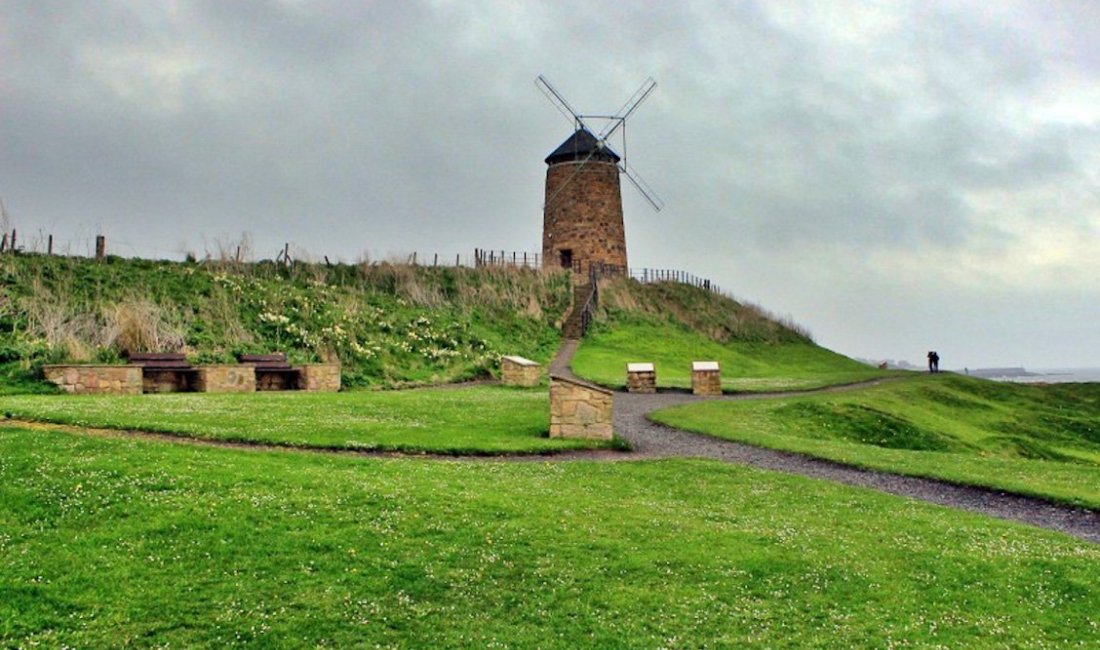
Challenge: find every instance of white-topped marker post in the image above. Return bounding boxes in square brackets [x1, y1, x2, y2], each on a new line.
[691, 361, 721, 396]
[626, 362, 657, 393]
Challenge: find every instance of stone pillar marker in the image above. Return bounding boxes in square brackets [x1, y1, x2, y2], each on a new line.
[549, 375, 613, 440]
[626, 362, 656, 393]
[501, 355, 542, 387]
[691, 361, 722, 396]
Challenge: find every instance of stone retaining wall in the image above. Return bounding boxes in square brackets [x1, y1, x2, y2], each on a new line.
[194, 365, 256, 393]
[300, 364, 341, 392]
[501, 356, 542, 387]
[549, 375, 613, 440]
[43, 365, 143, 395]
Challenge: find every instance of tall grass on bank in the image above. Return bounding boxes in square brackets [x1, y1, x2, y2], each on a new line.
[0, 254, 572, 389]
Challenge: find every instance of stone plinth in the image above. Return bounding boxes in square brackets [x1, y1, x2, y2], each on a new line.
[549, 375, 613, 440]
[195, 365, 256, 393]
[42, 365, 143, 395]
[626, 362, 656, 393]
[501, 355, 542, 387]
[300, 364, 341, 392]
[691, 361, 722, 396]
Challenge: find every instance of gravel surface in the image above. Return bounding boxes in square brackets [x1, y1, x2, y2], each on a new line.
[552, 339, 1100, 544]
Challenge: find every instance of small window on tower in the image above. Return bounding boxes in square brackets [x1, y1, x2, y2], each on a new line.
[559, 249, 573, 270]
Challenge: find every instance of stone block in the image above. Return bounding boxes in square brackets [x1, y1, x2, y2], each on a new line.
[549, 375, 613, 440]
[626, 362, 656, 393]
[42, 365, 143, 395]
[195, 365, 256, 393]
[501, 355, 542, 387]
[691, 360, 722, 396]
[300, 363, 341, 392]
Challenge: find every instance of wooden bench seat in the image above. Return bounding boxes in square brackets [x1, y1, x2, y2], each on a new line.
[125, 352, 194, 371]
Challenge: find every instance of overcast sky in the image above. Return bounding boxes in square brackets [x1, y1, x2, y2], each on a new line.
[3, 0, 1099, 369]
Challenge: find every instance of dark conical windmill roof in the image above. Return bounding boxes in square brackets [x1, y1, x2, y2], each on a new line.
[545, 128, 621, 165]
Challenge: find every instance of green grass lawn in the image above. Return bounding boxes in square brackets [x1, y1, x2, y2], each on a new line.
[0, 386, 615, 454]
[572, 321, 895, 392]
[653, 373, 1100, 508]
[2, 426, 1097, 648]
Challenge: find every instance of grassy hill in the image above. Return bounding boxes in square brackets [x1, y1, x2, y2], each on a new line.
[0, 253, 571, 391]
[572, 277, 893, 391]
[0, 253, 878, 393]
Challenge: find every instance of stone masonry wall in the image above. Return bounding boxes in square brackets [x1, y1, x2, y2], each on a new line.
[43, 365, 143, 395]
[549, 375, 613, 440]
[194, 365, 256, 393]
[542, 160, 627, 273]
[501, 356, 542, 387]
[626, 363, 657, 394]
[300, 364, 341, 392]
[691, 369, 722, 396]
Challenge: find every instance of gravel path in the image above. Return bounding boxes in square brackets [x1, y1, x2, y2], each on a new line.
[552, 339, 1100, 544]
[6, 341, 1097, 543]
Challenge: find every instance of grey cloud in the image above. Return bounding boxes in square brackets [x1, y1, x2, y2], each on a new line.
[2, 0, 1099, 366]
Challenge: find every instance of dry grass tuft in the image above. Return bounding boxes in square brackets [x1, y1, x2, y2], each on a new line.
[104, 298, 186, 353]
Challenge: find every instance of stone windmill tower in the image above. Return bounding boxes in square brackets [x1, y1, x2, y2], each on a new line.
[536, 76, 663, 274]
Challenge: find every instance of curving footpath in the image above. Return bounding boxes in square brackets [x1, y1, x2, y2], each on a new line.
[552, 339, 1100, 544]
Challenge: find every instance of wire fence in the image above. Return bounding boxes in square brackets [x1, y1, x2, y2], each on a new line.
[0, 231, 723, 295]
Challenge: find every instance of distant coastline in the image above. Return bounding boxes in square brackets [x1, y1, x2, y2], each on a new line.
[969, 367, 1100, 384]
[860, 359, 1100, 384]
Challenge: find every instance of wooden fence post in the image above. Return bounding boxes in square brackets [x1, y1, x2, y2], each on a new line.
[48, 234, 54, 255]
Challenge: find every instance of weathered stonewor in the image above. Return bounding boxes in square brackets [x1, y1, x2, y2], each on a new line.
[626, 362, 657, 393]
[501, 355, 542, 387]
[542, 129, 627, 273]
[42, 365, 143, 395]
[549, 375, 613, 440]
[194, 365, 256, 393]
[299, 364, 341, 392]
[691, 361, 722, 396]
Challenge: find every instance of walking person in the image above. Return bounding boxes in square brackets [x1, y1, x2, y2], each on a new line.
[927, 351, 940, 373]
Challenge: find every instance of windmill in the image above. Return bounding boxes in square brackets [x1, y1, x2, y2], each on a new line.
[536, 75, 663, 274]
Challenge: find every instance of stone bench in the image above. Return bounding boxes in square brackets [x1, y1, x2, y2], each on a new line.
[691, 361, 721, 396]
[237, 353, 301, 391]
[549, 375, 613, 440]
[501, 355, 542, 387]
[626, 362, 656, 393]
[125, 352, 198, 393]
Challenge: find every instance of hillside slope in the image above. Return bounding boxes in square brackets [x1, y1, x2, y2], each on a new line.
[572, 277, 892, 391]
[0, 254, 570, 390]
[0, 254, 878, 392]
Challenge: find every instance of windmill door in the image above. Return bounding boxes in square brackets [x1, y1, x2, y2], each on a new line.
[559, 249, 573, 270]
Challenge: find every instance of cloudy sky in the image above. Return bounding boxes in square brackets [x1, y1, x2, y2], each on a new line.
[3, 1, 1099, 369]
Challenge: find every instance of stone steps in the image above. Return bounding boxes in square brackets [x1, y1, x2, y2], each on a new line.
[562, 281, 592, 339]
